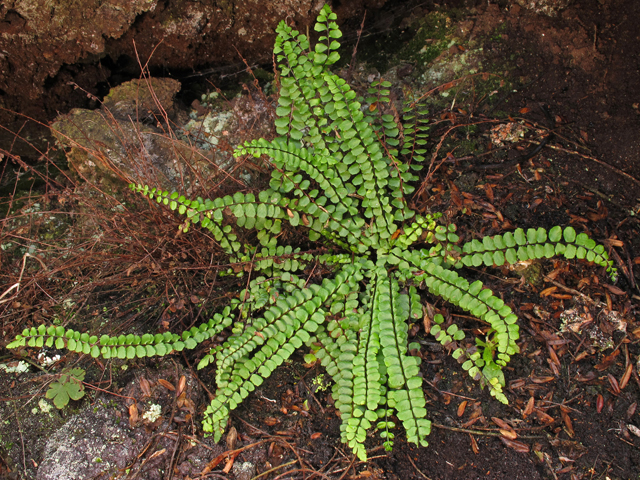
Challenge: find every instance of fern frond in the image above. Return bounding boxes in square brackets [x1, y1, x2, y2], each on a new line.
[400, 103, 430, 169]
[457, 226, 617, 280]
[215, 287, 316, 387]
[9, 309, 233, 360]
[375, 269, 431, 446]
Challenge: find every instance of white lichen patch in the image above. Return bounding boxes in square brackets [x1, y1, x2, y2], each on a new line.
[0, 361, 29, 374]
[37, 352, 61, 367]
[62, 298, 76, 310]
[181, 110, 233, 148]
[31, 398, 53, 415]
[142, 404, 162, 423]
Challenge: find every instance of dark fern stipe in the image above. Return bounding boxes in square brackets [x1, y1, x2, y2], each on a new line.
[9, 5, 617, 460]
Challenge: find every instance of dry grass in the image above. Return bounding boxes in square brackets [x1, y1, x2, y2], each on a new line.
[0, 75, 274, 348]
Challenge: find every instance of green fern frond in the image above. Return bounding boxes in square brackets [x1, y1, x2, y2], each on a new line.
[400, 102, 430, 169]
[457, 226, 616, 280]
[9, 309, 233, 360]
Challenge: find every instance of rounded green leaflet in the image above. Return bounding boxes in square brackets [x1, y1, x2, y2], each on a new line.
[563, 226, 577, 242]
[548, 225, 562, 242]
[564, 244, 577, 259]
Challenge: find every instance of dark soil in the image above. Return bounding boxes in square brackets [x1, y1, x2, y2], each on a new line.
[1, 1, 639, 479]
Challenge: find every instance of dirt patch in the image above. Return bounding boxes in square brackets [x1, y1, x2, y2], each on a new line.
[495, 0, 640, 203]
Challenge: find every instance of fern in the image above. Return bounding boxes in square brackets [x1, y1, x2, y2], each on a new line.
[8, 5, 617, 461]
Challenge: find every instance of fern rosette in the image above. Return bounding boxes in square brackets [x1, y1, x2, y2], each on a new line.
[8, 5, 617, 461]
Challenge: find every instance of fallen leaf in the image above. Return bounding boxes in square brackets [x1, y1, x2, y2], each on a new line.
[628, 424, 640, 438]
[457, 400, 468, 417]
[499, 437, 530, 453]
[580, 130, 589, 142]
[311, 432, 322, 440]
[470, 434, 479, 454]
[129, 403, 139, 428]
[177, 375, 187, 396]
[620, 363, 633, 390]
[492, 417, 512, 430]
[500, 429, 518, 440]
[158, 378, 175, 391]
[603, 284, 626, 296]
[523, 397, 535, 417]
[596, 394, 604, 413]
[560, 409, 574, 437]
[226, 427, 238, 451]
[548, 345, 561, 367]
[177, 391, 187, 408]
[139, 377, 152, 398]
[594, 350, 619, 371]
[530, 198, 544, 209]
[534, 409, 555, 424]
[573, 351, 589, 362]
[608, 373, 620, 395]
[484, 184, 494, 203]
[540, 287, 558, 297]
[263, 417, 278, 426]
[461, 416, 482, 428]
[510, 378, 526, 389]
[531, 376, 555, 384]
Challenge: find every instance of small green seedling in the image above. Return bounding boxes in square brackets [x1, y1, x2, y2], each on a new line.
[46, 367, 85, 409]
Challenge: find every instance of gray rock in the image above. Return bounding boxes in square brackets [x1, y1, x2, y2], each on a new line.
[36, 400, 146, 480]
